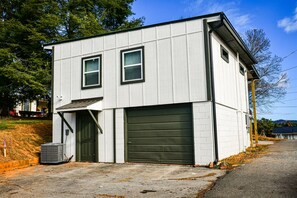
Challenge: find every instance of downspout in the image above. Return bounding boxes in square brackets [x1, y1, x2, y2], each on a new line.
[113, 109, 116, 163]
[203, 16, 224, 164]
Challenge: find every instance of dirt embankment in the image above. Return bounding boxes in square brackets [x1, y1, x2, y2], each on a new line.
[0, 123, 52, 163]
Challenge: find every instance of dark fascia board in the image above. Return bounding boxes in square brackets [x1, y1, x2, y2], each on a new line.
[208, 13, 260, 79]
[219, 13, 260, 79]
[43, 12, 223, 47]
[220, 13, 257, 64]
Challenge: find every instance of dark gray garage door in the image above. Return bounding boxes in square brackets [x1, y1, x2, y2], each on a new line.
[126, 103, 194, 165]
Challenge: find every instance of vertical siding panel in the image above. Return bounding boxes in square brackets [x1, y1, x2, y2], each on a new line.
[104, 35, 116, 50]
[143, 27, 156, 42]
[60, 59, 71, 106]
[104, 110, 114, 162]
[63, 113, 76, 161]
[93, 37, 104, 53]
[143, 42, 158, 105]
[117, 50, 130, 107]
[172, 35, 190, 102]
[129, 30, 142, 46]
[54, 45, 61, 60]
[129, 84, 143, 106]
[53, 60, 61, 112]
[104, 50, 117, 108]
[188, 33, 206, 101]
[115, 109, 125, 163]
[116, 33, 129, 48]
[171, 22, 186, 36]
[170, 25, 176, 102]
[82, 39, 93, 55]
[61, 43, 71, 59]
[71, 41, 82, 57]
[157, 25, 171, 39]
[71, 57, 81, 100]
[158, 39, 173, 104]
[98, 111, 105, 162]
[52, 113, 61, 143]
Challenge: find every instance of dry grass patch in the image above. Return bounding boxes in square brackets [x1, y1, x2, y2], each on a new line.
[258, 135, 282, 141]
[0, 119, 52, 163]
[216, 145, 270, 170]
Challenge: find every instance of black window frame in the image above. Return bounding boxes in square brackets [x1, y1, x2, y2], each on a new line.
[81, 54, 102, 90]
[239, 63, 245, 75]
[220, 45, 229, 63]
[120, 46, 145, 85]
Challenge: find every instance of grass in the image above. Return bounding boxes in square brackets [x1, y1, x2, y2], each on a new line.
[258, 135, 283, 141]
[215, 144, 271, 170]
[0, 118, 52, 162]
[0, 119, 52, 130]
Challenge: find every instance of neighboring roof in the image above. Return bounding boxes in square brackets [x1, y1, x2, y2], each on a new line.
[56, 97, 103, 112]
[272, 127, 297, 134]
[43, 12, 259, 79]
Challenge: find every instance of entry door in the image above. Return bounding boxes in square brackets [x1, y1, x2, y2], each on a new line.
[76, 111, 97, 162]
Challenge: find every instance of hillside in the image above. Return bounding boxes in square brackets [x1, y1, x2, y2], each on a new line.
[0, 119, 52, 163]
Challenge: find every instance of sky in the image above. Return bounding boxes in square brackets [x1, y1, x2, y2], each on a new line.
[131, 0, 297, 121]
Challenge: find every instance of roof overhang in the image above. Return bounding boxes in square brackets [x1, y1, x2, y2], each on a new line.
[207, 13, 260, 80]
[56, 97, 103, 112]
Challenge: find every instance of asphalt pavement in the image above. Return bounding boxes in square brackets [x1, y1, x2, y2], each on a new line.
[204, 140, 297, 198]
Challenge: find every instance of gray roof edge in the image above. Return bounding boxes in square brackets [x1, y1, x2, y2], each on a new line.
[43, 12, 223, 47]
[219, 13, 260, 79]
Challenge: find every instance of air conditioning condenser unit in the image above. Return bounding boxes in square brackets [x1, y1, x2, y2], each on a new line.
[41, 143, 65, 164]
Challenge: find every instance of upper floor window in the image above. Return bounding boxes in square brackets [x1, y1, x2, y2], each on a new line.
[121, 46, 144, 84]
[220, 45, 229, 63]
[239, 64, 245, 75]
[82, 55, 102, 89]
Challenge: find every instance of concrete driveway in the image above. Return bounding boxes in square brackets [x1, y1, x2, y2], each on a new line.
[0, 162, 225, 198]
[205, 140, 297, 197]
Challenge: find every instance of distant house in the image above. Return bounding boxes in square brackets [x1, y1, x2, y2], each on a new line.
[14, 100, 48, 117]
[272, 127, 297, 140]
[43, 12, 259, 165]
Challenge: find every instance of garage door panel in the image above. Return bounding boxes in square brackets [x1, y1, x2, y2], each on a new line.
[128, 129, 192, 138]
[131, 152, 192, 162]
[128, 137, 193, 145]
[127, 107, 191, 117]
[128, 114, 192, 124]
[128, 145, 193, 152]
[128, 122, 192, 131]
[126, 103, 194, 165]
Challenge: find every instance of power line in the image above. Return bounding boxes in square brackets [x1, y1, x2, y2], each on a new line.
[286, 92, 297, 94]
[273, 106, 297, 108]
[282, 49, 297, 60]
[281, 65, 297, 72]
[281, 98, 297, 102]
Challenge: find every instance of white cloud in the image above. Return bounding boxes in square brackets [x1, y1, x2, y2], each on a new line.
[184, 0, 251, 32]
[278, 7, 297, 33]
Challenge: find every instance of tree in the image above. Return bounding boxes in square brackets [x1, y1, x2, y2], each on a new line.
[257, 118, 275, 136]
[244, 29, 288, 112]
[0, 0, 143, 116]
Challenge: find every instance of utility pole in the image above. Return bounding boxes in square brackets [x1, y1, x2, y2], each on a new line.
[251, 80, 258, 144]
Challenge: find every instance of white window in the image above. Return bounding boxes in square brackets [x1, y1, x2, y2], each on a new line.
[121, 46, 144, 84]
[82, 55, 101, 89]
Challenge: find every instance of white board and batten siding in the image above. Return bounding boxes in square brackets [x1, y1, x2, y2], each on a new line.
[52, 19, 209, 164]
[211, 33, 250, 160]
